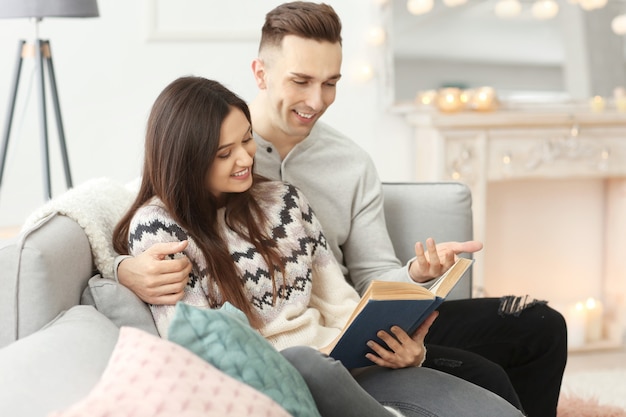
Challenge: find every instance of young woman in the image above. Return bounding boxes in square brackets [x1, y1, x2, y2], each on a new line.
[113, 76, 524, 417]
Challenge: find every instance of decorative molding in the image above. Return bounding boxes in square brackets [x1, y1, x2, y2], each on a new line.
[518, 136, 612, 174]
[400, 105, 626, 296]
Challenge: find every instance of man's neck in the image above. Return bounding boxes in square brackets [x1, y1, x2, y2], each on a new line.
[250, 99, 307, 160]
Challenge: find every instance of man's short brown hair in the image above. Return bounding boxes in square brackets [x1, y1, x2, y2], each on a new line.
[259, 1, 342, 52]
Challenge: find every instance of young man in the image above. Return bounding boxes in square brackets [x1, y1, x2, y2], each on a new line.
[116, 2, 566, 416]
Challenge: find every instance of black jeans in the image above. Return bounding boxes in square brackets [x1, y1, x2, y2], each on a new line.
[423, 297, 568, 417]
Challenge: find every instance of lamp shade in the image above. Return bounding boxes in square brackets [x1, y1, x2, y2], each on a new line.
[0, 0, 99, 19]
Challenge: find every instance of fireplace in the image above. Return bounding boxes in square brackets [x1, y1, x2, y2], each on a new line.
[399, 104, 626, 351]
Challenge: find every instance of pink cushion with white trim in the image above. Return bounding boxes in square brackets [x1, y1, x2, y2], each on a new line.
[47, 327, 291, 417]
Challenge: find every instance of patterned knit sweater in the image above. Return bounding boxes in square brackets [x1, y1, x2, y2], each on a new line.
[128, 181, 360, 351]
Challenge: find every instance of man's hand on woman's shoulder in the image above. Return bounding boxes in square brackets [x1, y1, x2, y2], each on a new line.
[117, 241, 192, 305]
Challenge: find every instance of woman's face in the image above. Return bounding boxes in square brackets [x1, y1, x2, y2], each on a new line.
[206, 107, 256, 198]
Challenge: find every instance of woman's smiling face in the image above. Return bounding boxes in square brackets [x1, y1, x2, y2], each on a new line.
[206, 106, 257, 198]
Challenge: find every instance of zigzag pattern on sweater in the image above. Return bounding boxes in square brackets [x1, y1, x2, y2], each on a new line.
[245, 184, 328, 307]
[129, 218, 203, 288]
[128, 182, 331, 315]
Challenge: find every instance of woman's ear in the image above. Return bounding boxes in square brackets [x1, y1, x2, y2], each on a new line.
[251, 58, 267, 89]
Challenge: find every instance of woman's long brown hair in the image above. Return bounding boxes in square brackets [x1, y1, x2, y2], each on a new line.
[113, 76, 283, 328]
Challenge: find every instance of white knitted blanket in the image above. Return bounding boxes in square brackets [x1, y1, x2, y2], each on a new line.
[21, 177, 136, 280]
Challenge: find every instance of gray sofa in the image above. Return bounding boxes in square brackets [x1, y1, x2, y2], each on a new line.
[0, 180, 474, 416]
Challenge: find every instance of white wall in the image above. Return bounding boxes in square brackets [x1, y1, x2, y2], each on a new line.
[393, 58, 564, 102]
[0, 0, 413, 227]
[2, 1, 624, 338]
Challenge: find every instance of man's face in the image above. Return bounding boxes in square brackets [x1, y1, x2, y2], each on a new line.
[257, 35, 342, 141]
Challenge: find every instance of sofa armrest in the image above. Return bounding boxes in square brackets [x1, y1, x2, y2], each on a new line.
[0, 213, 94, 347]
[382, 182, 474, 300]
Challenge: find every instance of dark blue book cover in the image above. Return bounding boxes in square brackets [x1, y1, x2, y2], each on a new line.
[329, 296, 444, 368]
[327, 257, 473, 369]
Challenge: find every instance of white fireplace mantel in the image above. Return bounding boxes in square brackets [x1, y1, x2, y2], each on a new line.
[396, 104, 626, 299]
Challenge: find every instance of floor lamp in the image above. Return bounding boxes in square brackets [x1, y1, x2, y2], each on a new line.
[0, 0, 99, 200]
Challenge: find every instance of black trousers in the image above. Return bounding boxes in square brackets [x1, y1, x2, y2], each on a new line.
[423, 297, 568, 417]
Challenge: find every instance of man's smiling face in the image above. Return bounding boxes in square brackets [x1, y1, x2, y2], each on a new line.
[259, 35, 342, 141]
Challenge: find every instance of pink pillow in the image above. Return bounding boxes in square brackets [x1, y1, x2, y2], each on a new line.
[47, 327, 291, 417]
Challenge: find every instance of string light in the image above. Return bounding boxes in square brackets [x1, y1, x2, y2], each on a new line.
[407, 0, 434, 15]
[494, 0, 522, 18]
[579, 0, 607, 10]
[367, 26, 386, 46]
[442, 0, 468, 6]
[404, 0, 612, 23]
[613, 14, 626, 35]
[531, 0, 559, 20]
[354, 63, 375, 82]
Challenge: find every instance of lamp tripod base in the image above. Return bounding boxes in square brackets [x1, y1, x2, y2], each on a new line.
[0, 39, 73, 202]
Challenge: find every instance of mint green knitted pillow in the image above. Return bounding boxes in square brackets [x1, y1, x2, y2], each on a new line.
[167, 302, 321, 417]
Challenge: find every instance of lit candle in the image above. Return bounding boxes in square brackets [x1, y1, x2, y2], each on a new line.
[585, 297, 604, 343]
[470, 86, 498, 111]
[436, 88, 463, 112]
[567, 302, 587, 349]
[460, 89, 473, 106]
[590, 95, 605, 112]
[614, 87, 626, 112]
[416, 90, 438, 107]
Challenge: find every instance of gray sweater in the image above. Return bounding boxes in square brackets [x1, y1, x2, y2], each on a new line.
[254, 121, 412, 295]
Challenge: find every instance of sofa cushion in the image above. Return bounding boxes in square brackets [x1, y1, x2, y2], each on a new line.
[48, 326, 291, 417]
[382, 182, 474, 300]
[167, 302, 321, 417]
[81, 274, 159, 335]
[0, 305, 119, 417]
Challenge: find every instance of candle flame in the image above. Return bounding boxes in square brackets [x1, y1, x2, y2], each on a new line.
[585, 297, 597, 309]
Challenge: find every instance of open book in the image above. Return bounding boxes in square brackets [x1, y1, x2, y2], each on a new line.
[325, 257, 474, 369]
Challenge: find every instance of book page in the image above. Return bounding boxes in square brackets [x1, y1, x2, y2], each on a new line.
[368, 281, 434, 300]
[430, 257, 474, 297]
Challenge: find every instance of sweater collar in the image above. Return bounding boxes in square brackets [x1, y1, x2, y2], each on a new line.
[254, 123, 322, 157]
